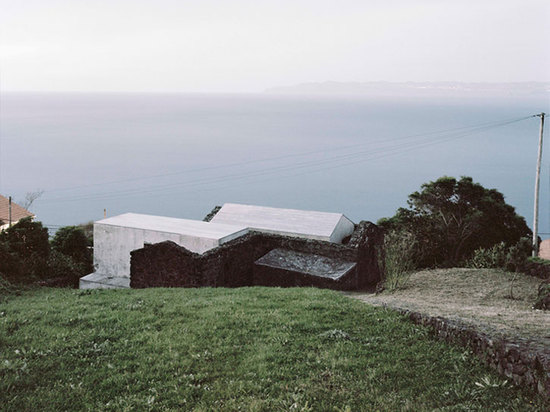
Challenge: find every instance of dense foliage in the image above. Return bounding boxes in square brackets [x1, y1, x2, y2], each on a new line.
[0, 218, 50, 282]
[0, 219, 92, 287]
[379, 176, 531, 268]
[51, 225, 93, 274]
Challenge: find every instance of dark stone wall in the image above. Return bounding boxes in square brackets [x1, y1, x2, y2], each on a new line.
[130, 222, 384, 290]
[203, 205, 222, 222]
[400, 309, 550, 398]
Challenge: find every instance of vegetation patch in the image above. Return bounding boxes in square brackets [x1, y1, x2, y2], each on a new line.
[1, 287, 546, 411]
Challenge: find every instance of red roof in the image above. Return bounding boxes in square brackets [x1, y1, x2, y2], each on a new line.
[0, 195, 34, 225]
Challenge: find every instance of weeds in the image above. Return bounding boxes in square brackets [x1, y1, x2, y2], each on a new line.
[379, 229, 417, 291]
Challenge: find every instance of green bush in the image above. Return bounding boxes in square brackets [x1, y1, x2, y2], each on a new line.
[0, 217, 50, 259]
[46, 251, 86, 287]
[467, 242, 507, 269]
[379, 229, 416, 291]
[533, 281, 550, 310]
[0, 218, 50, 283]
[467, 237, 532, 271]
[51, 226, 92, 274]
[0, 274, 24, 302]
[505, 237, 532, 272]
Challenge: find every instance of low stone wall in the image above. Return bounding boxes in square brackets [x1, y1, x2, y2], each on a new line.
[399, 309, 550, 398]
[521, 258, 550, 280]
[130, 221, 383, 290]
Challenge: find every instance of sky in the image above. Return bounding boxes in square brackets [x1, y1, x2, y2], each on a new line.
[1, 0, 549, 93]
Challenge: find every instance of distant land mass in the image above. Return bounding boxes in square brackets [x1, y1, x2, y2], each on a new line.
[265, 81, 550, 98]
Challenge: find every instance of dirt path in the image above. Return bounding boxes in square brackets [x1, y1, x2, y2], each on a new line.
[346, 268, 550, 347]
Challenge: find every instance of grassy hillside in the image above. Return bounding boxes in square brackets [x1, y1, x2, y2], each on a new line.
[0, 287, 545, 411]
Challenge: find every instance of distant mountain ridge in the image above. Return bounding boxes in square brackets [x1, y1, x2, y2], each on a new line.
[265, 81, 550, 98]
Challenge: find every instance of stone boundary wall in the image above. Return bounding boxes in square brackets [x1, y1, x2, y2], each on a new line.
[130, 221, 383, 290]
[521, 259, 550, 280]
[396, 309, 550, 398]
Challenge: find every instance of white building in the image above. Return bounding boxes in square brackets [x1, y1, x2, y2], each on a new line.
[79, 213, 248, 289]
[80, 204, 356, 289]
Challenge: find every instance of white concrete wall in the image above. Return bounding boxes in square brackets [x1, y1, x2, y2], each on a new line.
[93, 222, 247, 278]
[329, 215, 356, 243]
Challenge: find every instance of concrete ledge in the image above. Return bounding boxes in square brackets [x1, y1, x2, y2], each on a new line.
[79, 273, 130, 289]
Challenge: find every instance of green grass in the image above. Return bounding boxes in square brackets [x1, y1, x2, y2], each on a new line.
[0, 287, 546, 411]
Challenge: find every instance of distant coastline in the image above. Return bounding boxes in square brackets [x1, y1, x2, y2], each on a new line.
[265, 81, 550, 99]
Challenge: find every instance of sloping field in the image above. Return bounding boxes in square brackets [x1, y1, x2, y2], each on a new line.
[0, 286, 546, 411]
[350, 268, 550, 346]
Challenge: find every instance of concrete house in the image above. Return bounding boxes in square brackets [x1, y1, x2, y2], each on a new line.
[79, 204, 376, 290]
[79, 213, 249, 289]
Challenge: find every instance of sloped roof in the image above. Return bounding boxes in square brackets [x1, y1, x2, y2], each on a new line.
[0, 195, 34, 224]
[96, 212, 248, 240]
[210, 203, 355, 243]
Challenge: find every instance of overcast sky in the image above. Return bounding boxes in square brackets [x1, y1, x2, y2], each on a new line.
[1, 0, 549, 93]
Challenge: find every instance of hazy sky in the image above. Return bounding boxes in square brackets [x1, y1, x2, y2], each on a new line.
[1, 0, 549, 92]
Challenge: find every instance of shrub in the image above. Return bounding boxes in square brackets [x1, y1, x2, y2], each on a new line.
[533, 281, 550, 310]
[521, 257, 550, 280]
[0, 217, 50, 260]
[0, 274, 24, 302]
[51, 226, 92, 274]
[46, 251, 86, 288]
[467, 237, 532, 272]
[379, 229, 416, 291]
[467, 242, 507, 269]
[0, 218, 50, 283]
[505, 237, 532, 272]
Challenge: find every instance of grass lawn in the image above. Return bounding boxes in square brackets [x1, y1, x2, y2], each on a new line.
[0, 287, 546, 411]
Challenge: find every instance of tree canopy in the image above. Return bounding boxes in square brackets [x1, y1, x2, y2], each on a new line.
[378, 176, 531, 267]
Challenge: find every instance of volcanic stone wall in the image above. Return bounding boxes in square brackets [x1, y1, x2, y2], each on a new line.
[130, 221, 383, 290]
[401, 310, 550, 398]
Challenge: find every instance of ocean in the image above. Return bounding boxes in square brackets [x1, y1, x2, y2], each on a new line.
[1, 92, 548, 236]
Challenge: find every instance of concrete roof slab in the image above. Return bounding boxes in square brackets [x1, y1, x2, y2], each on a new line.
[210, 203, 354, 242]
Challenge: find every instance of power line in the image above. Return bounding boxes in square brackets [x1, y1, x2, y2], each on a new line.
[38, 115, 533, 204]
[42, 114, 533, 195]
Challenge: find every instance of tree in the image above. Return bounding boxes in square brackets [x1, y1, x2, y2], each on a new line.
[21, 189, 44, 210]
[51, 226, 93, 274]
[378, 176, 531, 267]
[0, 217, 50, 281]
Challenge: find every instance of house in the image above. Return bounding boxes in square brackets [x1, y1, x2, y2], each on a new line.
[79, 213, 249, 289]
[79, 204, 367, 290]
[0, 195, 34, 231]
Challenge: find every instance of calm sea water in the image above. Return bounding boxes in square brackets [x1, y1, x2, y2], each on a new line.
[1, 92, 549, 235]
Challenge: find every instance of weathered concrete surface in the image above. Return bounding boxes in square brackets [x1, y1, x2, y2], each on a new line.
[210, 203, 355, 243]
[254, 248, 356, 280]
[79, 272, 130, 289]
[253, 248, 357, 289]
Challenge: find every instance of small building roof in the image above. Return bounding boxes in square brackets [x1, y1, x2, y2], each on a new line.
[96, 212, 248, 240]
[210, 203, 355, 243]
[0, 195, 34, 224]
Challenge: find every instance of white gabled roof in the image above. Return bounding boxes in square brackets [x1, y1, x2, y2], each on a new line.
[210, 203, 355, 243]
[97, 212, 248, 240]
